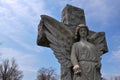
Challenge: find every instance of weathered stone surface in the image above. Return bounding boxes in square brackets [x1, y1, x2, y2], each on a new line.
[37, 21, 50, 47]
[62, 4, 86, 26]
[37, 4, 108, 80]
[37, 4, 86, 47]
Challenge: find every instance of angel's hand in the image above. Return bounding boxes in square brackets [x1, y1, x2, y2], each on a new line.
[73, 65, 81, 75]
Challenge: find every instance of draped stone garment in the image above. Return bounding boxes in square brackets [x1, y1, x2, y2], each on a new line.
[71, 40, 101, 80]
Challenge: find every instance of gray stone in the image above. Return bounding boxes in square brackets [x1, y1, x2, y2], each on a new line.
[37, 4, 108, 80]
[71, 24, 102, 80]
[37, 4, 86, 46]
[62, 4, 86, 26]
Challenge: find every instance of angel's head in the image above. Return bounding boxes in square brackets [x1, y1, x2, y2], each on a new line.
[75, 24, 89, 41]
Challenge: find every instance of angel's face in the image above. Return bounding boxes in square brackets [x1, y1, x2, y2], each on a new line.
[79, 27, 88, 38]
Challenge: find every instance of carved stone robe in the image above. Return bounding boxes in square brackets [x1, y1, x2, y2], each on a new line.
[71, 40, 101, 80]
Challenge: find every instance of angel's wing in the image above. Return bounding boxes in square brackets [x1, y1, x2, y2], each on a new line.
[40, 15, 74, 67]
[88, 32, 108, 54]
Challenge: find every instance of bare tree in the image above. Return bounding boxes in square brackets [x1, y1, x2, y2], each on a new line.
[0, 59, 23, 80]
[36, 67, 59, 80]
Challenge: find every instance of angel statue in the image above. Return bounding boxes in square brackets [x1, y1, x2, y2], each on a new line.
[37, 5, 108, 80]
[71, 24, 104, 80]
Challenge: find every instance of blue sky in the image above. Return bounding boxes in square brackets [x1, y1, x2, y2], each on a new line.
[0, 0, 120, 80]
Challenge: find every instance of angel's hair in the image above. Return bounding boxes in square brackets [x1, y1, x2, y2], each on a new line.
[75, 24, 89, 42]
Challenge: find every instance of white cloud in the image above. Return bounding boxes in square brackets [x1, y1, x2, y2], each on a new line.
[0, 6, 8, 14]
[112, 34, 120, 44]
[0, 47, 38, 66]
[108, 34, 120, 62]
[102, 72, 120, 80]
[0, 0, 51, 53]
[111, 47, 120, 62]
[1, 0, 46, 15]
[8, 34, 44, 53]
